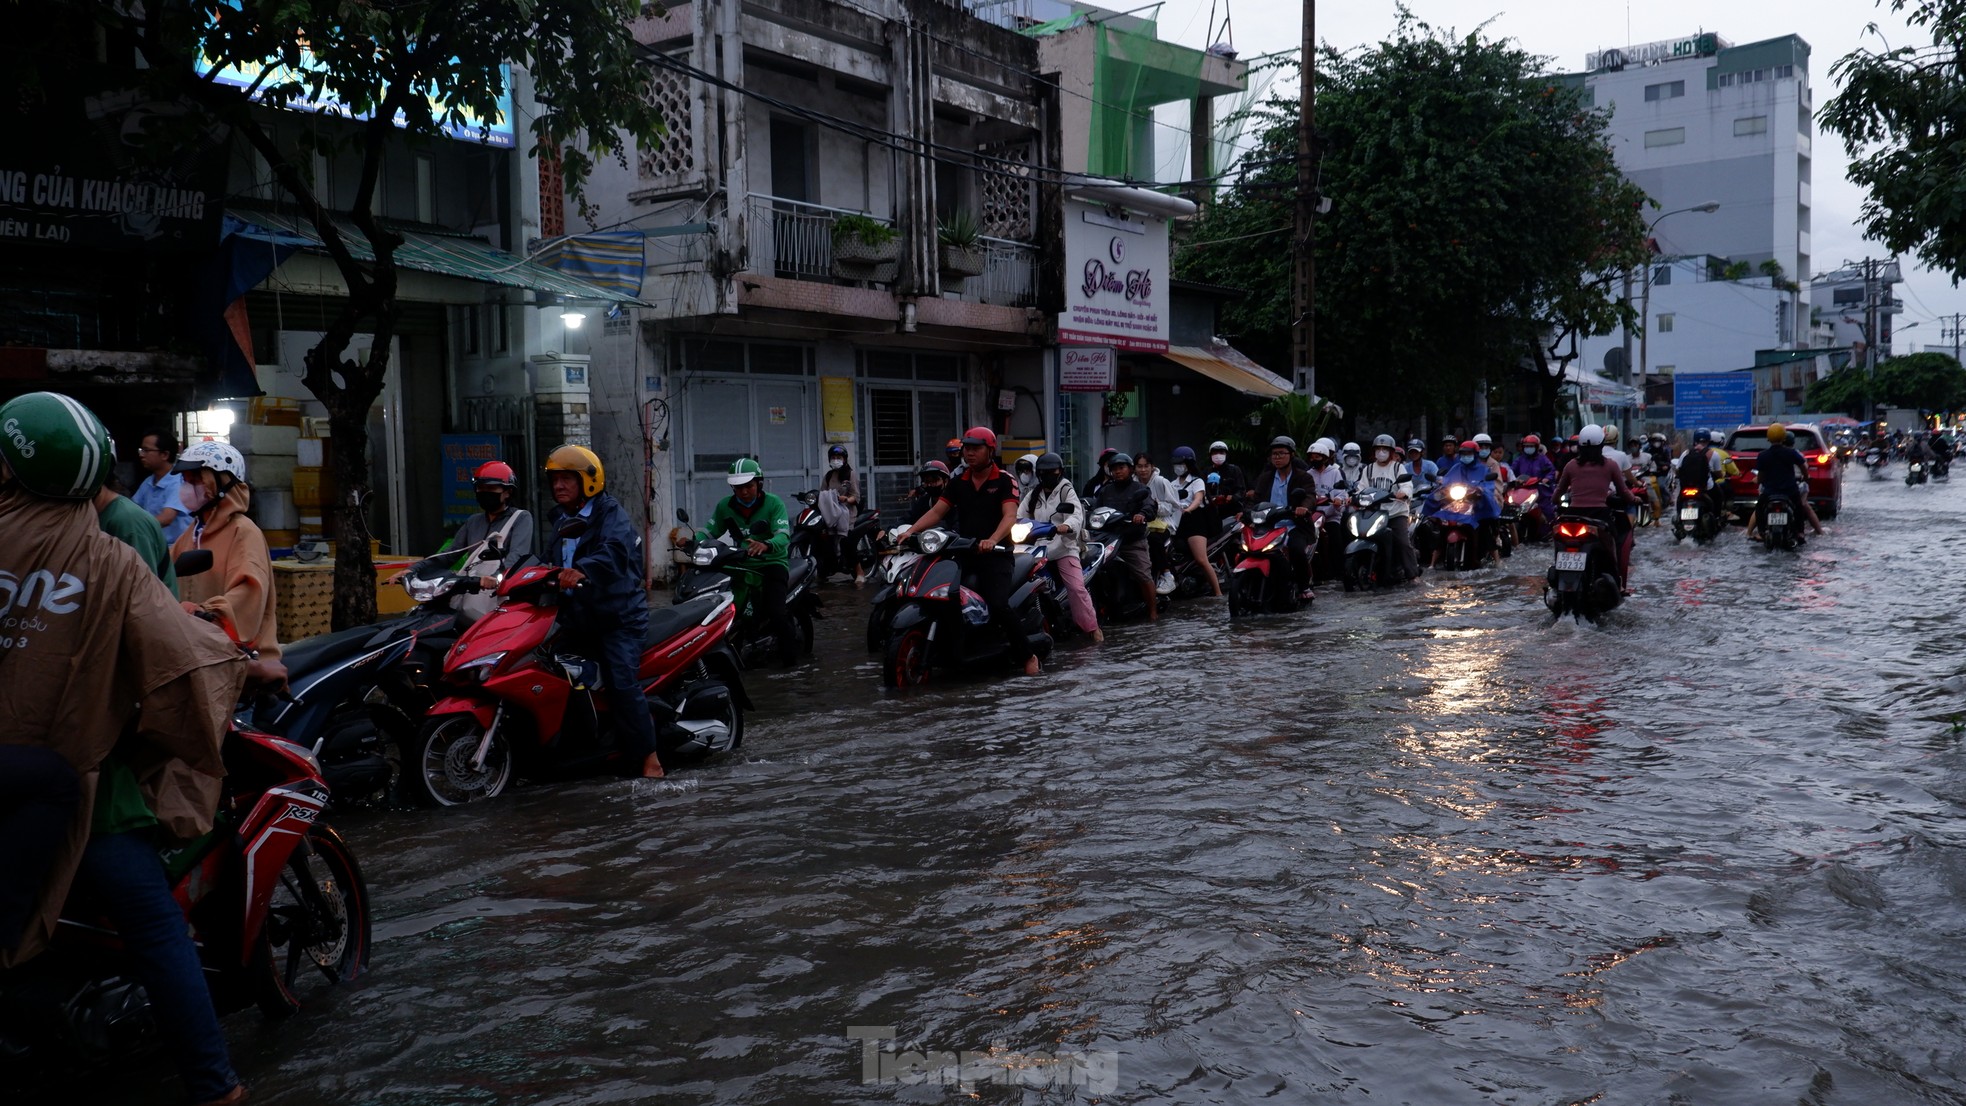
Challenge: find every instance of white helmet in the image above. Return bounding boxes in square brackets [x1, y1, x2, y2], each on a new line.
[1709, 430, 1725, 445]
[1602, 424, 1621, 445]
[1577, 424, 1606, 446]
[1341, 441, 1361, 456]
[172, 439, 248, 484]
[1208, 440, 1229, 453]
[1372, 433, 1397, 449]
[1309, 437, 1338, 458]
[1473, 432, 1493, 447]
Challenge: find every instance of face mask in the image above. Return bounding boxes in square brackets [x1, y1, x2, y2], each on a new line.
[923, 480, 945, 493]
[1038, 471, 1062, 488]
[1309, 457, 1328, 469]
[828, 458, 844, 470]
[1524, 446, 1538, 456]
[1210, 452, 1227, 465]
[476, 489, 505, 512]
[734, 486, 760, 507]
[1174, 463, 1188, 476]
[1375, 449, 1391, 463]
[1458, 452, 1476, 465]
[178, 479, 213, 514]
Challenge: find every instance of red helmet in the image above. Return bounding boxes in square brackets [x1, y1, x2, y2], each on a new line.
[474, 460, 516, 487]
[1459, 440, 1479, 453]
[1521, 434, 1541, 447]
[959, 426, 998, 450]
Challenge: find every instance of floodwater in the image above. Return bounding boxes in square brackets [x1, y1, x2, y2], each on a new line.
[120, 472, 1966, 1103]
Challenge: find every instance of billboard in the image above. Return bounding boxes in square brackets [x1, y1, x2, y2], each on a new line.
[1057, 200, 1168, 352]
[1672, 373, 1755, 429]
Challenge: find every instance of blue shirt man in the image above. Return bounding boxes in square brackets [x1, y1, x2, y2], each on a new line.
[1269, 469, 1292, 507]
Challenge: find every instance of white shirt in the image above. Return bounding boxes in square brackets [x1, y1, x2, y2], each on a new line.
[1603, 446, 1633, 476]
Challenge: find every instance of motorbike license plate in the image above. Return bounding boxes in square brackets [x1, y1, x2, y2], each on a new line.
[1554, 550, 1588, 571]
[1678, 507, 1699, 520]
[1768, 511, 1789, 526]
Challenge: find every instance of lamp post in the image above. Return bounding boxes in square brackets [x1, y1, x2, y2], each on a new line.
[1631, 201, 1720, 438]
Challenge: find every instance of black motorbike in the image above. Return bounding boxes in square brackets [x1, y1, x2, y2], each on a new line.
[1083, 505, 1162, 622]
[1759, 493, 1803, 552]
[1671, 486, 1723, 545]
[1544, 514, 1623, 623]
[674, 512, 819, 667]
[251, 538, 502, 805]
[1341, 488, 1413, 590]
[1906, 458, 1930, 487]
[879, 528, 1051, 687]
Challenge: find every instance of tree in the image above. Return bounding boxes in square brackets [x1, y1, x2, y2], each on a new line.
[70, 2, 664, 629]
[1806, 351, 1966, 415]
[1821, 1, 1966, 280]
[1176, 16, 1649, 429]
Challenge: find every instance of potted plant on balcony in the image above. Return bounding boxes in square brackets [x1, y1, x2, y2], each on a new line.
[831, 213, 901, 281]
[938, 211, 986, 282]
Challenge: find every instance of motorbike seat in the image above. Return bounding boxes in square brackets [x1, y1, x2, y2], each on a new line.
[642, 595, 724, 647]
[787, 555, 815, 589]
[280, 622, 390, 674]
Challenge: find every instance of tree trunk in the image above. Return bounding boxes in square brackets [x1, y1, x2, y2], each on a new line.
[1530, 344, 1560, 434]
[325, 397, 378, 630]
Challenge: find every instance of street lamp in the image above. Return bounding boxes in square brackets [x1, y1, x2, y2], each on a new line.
[1628, 202, 1721, 438]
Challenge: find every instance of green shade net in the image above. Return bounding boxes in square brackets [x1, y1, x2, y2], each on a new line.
[1022, 11, 1205, 179]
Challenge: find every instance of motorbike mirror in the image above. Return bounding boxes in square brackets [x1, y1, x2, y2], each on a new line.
[675, 508, 690, 524]
[1057, 502, 1076, 515]
[751, 520, 775, 538]
[484, 536, 505, 559]
[174, 549, 214, 578]
[556, 515, 592, 541]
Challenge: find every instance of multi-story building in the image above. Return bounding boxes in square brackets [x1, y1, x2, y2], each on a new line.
[572, 0, 1255, 572]
[1566, 32, 1818, 415]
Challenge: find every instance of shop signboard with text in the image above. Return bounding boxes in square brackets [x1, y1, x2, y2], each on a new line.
[1058, 200, 1168, 352]
[1060, 347, 1116, 392]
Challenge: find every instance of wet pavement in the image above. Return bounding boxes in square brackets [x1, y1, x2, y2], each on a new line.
[115, 473, 1966, 1103]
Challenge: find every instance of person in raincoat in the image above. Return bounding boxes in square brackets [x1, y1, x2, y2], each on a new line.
[1424, 439, 1504, 567]
[168, 440, 279, 661]
[0, 392, 254, 1106]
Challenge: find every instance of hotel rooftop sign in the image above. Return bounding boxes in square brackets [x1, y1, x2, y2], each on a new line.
[1588, 33, 1728, 72]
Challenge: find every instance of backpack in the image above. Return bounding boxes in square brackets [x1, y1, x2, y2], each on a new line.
[1677, 448, 1711, 491]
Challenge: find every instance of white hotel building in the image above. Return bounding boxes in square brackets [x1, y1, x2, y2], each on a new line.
[1566, 33, 1822, 389]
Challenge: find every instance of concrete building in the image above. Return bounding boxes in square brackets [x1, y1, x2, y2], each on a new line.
[572, 0, 1255, 576]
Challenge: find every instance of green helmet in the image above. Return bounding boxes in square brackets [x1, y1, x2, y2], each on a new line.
[0, 391, 113, 500]
[726, 457, 765, 486]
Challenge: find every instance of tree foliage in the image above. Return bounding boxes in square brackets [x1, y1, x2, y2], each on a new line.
[1176, 16, 1650, 425]
[68, 1, 666, 628]
[1805, 351, 1966, 415]
[1821, 1, 1966, 281]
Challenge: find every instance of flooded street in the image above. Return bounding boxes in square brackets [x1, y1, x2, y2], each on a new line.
[135, 475, 1966, 1103]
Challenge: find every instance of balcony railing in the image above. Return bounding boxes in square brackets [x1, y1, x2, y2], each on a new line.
[744, 193, 894, 283]
[958, 236, 1039, 307]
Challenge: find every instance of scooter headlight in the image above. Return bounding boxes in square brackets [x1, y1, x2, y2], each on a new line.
[692, 546, 718, 565]
[916, 529, 951, 555]
[1364, 514, 1386, 538]
[453, 651, 508, 683]
[1448, 484, 1470, 502]
[1009, 520, 1033, 544]
[1347, 513, 1363, 537]
[405, 574, 450, 603]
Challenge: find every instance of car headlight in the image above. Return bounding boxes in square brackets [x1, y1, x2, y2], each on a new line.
[1010, 521, 1032, 544]
[917, 529, 951, 555]
[453, 651, 507, 683]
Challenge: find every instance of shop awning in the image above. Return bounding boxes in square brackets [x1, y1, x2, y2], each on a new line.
[226, 209, 649, 305]
[1161, 343, 1291, 397]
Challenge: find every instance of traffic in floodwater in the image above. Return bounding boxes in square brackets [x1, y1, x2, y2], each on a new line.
[56, 466, 1966, 1105]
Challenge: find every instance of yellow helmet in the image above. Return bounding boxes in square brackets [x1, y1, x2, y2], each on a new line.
[1766, 423, 1788, 445]
[545, 444, 605, 497]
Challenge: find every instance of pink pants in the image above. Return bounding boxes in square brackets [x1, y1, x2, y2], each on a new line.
[1052, 554, 1100, 633]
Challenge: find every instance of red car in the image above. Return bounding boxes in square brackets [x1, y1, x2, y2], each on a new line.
[1723, 423, 1843, 519]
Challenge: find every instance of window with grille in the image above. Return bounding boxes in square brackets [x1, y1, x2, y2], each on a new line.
[1644, 127, 1686, 148]
[1644, 80, 1685, 101]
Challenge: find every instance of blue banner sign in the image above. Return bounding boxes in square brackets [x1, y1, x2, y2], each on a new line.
[440, 434, 505, 526]
[1673, 373, 1754, 429]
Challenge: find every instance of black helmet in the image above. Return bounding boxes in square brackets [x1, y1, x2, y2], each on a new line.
[1106, 452, 1134, 470]
[1035, 452, 1064, 474]
[1172, 445, 1196, 463]
[1269, 435, 1296, 453]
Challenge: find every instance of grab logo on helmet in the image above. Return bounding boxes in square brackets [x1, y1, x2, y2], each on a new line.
[3, 418, 33, 459]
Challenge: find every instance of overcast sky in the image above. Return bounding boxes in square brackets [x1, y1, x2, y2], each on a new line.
[1156, 0, 1961, 349]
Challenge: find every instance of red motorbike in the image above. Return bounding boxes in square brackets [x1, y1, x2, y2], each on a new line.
[2, 679, 371, 1073]
[1226, 499, 1318, 616]
[408, 565, 749, 806]
[1504, 476, 1551, 543]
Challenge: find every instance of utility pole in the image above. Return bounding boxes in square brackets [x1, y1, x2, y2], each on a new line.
[1943, 311, 1966, 365]
[1864, 257, 1879, 427]
[1291, 0, 1317, 397]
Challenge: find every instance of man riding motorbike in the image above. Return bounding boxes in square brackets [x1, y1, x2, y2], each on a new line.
[898, 460, 950, 527]
[692, 456, 798, 668]
[1205, 440, 1248, 501]
[1091, 452, 1161, 621]
[1248, 435, 1321, 601]
[1356, 434, 1421, 582]
[0, 392, 259, 1106]
[1427, 440, 1503, 567]
[427, 460, 536, 620]
[897, 427, 1040, 673]
[1675, 429, 1726, 526]
[547, 445, 665, 778]
[1405, 439, 1439, 491]
[1746, 423, 1824, 539]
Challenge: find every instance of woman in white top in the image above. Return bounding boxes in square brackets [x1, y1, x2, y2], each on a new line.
[1021, 453, 1101, 641]
[1133, 451, 1184, 595]
[1169, 445, 1221, 596]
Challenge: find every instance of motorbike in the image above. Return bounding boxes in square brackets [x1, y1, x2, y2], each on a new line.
[1759, 492, 1803, 551]
[1009, 511, 1094, 643]
[787, 490, 828, 559]
[1083, 505, 1161, 623]
[1862, 447, 1889, 481]
[1935, 455, 1953, 482]
[252, 539, 506, 805]
[1422, 482, 1489, 571]
[1503, 478, 1551, 544]
[1226, 501, 1309, 617]
[1341, 488, 1412, 591]
[674, 512, 819, 667]
[1671, 486, 1724, 544]
[878, 527, 1051, 687]
[408, 566, 749, 805]
[2, 571, 371, 1077]
[865, 543, 923, 651]
[1544, 513, 1624, 623]
[1906, 458, 1929, 487]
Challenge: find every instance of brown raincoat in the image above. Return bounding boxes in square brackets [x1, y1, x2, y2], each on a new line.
[169, 481, 280, 660]
[0, 491, 245, 967]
